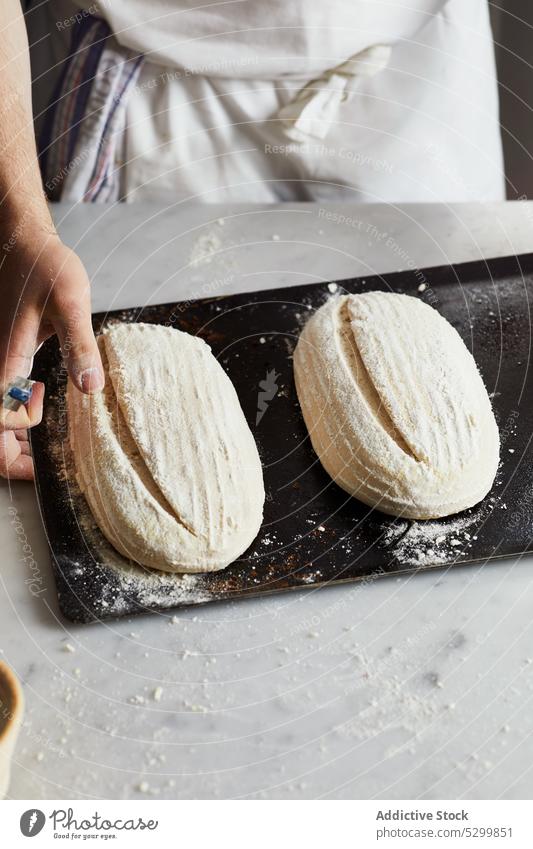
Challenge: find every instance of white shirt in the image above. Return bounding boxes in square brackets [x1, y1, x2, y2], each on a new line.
[33, 0, 505, 203]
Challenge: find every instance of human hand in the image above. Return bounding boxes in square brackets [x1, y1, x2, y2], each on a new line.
[0, 225, 104, 479]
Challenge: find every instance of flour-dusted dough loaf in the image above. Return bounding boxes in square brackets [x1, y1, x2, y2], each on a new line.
[293, 292, 500, 519]
[68, 322, 264, 572]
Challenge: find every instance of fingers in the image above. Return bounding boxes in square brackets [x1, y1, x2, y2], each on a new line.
[0, 430, 34, 480]
[0, 311, 40, 385]
[0, 311, 45, 430]
[52, 292, 104, 395]
[0, 296, 44, 480]
[0, 238, 103, 480]
[0, 381, 44, 431]
[0, 384, 43, 479]
[15, 430, 31, 458]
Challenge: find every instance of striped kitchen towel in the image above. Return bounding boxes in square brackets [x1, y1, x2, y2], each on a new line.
[39, 13, 143, 202]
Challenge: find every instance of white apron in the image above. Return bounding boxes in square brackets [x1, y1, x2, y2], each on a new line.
[30, 0, 505, 203]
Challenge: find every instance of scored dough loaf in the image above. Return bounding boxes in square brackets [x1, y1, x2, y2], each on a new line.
[293, 292, 500, 519]
[68, 322, 265, 572]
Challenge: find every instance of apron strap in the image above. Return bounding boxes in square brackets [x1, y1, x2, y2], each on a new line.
[276, 45, 391, 143]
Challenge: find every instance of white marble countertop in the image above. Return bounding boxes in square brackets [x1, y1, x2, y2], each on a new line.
[2, 201, 533, 800]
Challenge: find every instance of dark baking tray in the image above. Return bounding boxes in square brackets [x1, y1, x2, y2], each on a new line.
[31, 252, 533, 622]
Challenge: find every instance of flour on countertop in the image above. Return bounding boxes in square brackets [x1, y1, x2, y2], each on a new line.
[189, 229, 223, 267]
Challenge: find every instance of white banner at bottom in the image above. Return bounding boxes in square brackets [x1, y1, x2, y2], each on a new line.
[0, 799, 531, 848]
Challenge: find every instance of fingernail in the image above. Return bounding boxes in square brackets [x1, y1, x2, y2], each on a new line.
[80, 367, 105, 393]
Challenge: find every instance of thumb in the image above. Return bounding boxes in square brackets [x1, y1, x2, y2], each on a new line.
[53, 301, 105, 394]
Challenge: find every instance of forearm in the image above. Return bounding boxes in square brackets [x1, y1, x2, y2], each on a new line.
[0, 0, 54, 232]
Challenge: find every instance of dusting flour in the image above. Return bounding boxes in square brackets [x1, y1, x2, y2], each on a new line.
[189, 230, 222, 267]
[380, 494, 497, 567]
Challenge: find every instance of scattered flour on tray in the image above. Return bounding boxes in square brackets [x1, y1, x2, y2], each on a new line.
[76, 505, 213, 614]
[44, 401, 212, 616]
[379, 497, 497, 568]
